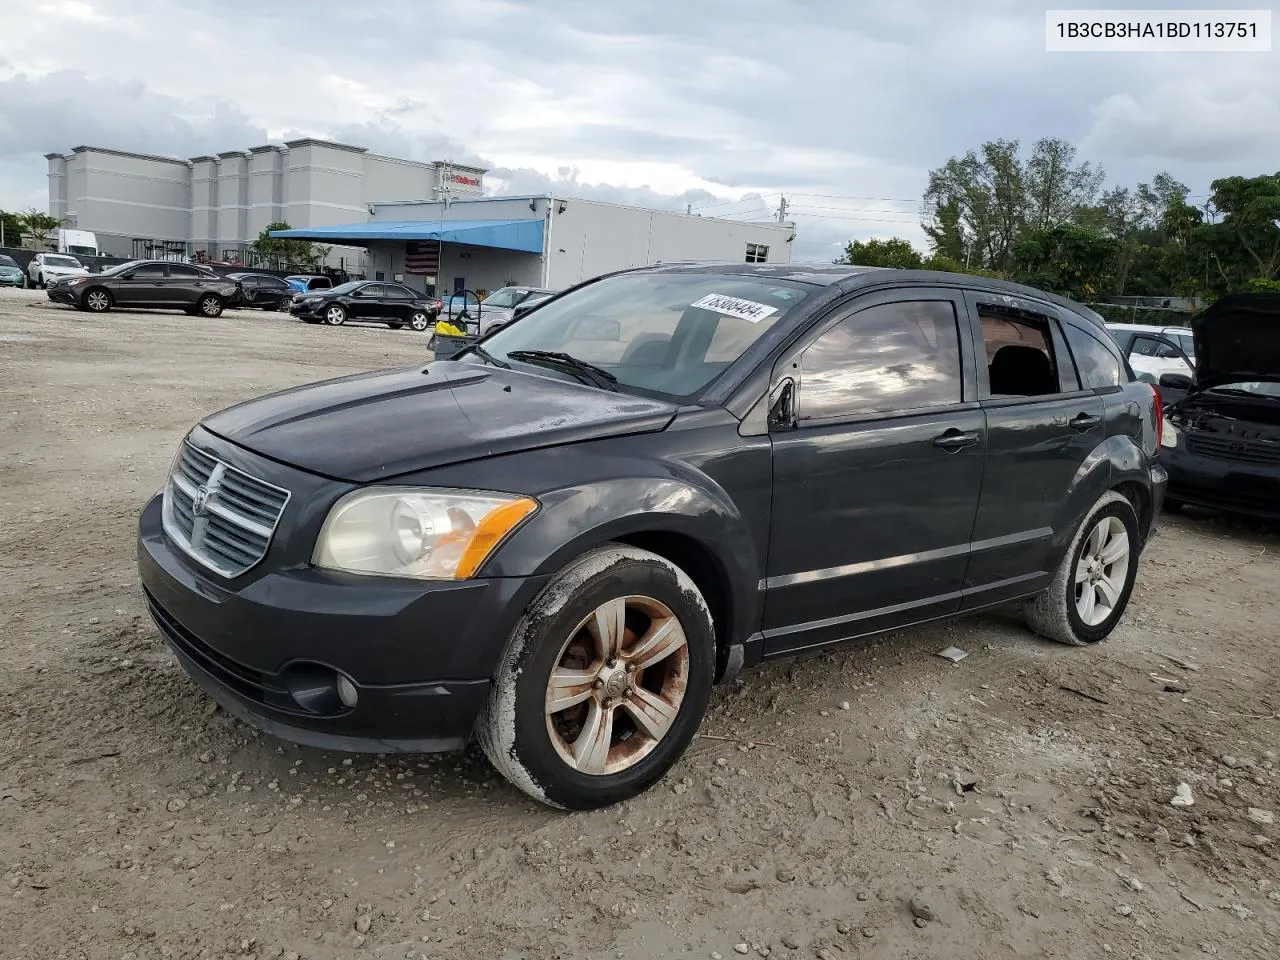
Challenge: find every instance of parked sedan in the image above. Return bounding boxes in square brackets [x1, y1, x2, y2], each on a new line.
[0, 254, 25, 287]
[289, 280, 439, 331]
[227, 272, 294, 311]
[46, 260, 240, 317]
[138, 263, 1165, 810]
[1159, 294, 1280, 519]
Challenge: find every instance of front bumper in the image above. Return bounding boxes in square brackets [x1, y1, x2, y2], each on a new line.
[138, 488, 549, 753]
[1162, 439, 1280, 520]
[1148, 460, 1168, 540]
[0, 274, 23, 286]
[46, 285, 80, 305]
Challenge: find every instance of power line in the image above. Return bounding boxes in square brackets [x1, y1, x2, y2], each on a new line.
[688, 193, 781, 211]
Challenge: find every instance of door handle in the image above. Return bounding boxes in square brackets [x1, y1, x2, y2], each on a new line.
[933, 430, 980, 452]
[1070, 413, 1102, 431]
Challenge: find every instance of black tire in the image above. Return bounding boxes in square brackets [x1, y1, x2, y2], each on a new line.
[301, 316, 321, 324]
[35, 274, 45, 289]
[387, 322, 405, 329]
[323, 304, 347, 326]
[1024, 490, 1141, 645]
[83, 287, 112, 313]
[197, 294, 224, 318]
[409, 311, 431, 332]
[478, 545, 715, 810]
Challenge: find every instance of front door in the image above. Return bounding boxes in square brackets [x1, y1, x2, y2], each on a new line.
[763, 288, 986, 654]
[959, 293, 1107, 606]
[113, 262, 168, 306]
[351, 284, 390, 322]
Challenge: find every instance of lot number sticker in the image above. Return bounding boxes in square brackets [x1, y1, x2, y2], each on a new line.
[691, 293, 779, 323]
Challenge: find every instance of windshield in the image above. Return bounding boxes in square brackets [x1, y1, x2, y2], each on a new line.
[470, 272, 813, 398]
[481, 287, 531, 309]
[45, 255, 82, 268]
[1208, 380, 1280, 398]
[0, 255, 18, 268]
[1172, 333, 1195, 356]
[65, 245, 96, 256]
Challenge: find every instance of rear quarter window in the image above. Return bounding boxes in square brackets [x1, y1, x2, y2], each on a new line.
[1065, 323, 1124, 389]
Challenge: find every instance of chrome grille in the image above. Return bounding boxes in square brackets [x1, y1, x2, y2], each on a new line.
[162, 441, 290, 578]
[1187, 433, 1280, 466]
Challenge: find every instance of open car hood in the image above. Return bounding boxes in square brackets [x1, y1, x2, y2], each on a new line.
[1192, 293, 1280, 391]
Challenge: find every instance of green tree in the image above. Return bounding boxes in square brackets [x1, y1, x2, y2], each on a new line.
[922, 138, 1104, 272]
[22, 210, 61, 249]
[253, 221, 314, 267]
[837, 237, 923, 269]
[1205, 172, 1280, 284]
[0, 210, 26, 247]
[1011, 225, 1118, 300]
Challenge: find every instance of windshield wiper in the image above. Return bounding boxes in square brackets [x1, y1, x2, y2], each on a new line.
[506, 350, 618, 391]
[466, 344, 509, 369]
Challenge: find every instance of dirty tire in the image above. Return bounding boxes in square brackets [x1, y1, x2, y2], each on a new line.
[478, 544, 715, 810]
[1024, 490, 1140, 646]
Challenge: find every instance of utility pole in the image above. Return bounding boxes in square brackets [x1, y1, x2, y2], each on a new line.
[777, 195, 789, 223]
[686, 203, 691, 215]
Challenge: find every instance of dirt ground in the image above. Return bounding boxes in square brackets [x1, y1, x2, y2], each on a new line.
[1, 286, 1277, 960]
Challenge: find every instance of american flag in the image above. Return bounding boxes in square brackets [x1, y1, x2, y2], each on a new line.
[405, 240, 441, 275]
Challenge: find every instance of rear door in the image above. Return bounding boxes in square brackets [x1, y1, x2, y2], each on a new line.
[961, 293, 1108, 606]
[111, 262, 168, 306]
[382, 283, 419, 322]
[351, 283, 390, 321]
[763, 287, 986, 653]
[161, 263, 212, 306]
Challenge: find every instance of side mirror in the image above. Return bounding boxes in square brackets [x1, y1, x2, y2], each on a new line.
[1159, 372, 1193, 390]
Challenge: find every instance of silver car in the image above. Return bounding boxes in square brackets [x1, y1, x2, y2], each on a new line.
[476, 286, 556, 336]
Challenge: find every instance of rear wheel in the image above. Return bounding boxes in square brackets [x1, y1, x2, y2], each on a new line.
[197, 294, 224, 318]
[84, 288, 112, 313]
[409, 311, 431, 332]
[1024, 491, 1140, 645]
[324, 304, 347, 326]
[478, 545, 715, 810]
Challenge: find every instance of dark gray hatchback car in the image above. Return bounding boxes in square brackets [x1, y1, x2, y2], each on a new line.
[137, 263, 1166, 809]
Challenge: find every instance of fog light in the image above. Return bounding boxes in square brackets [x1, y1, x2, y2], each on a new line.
[336, 674, 359, 708]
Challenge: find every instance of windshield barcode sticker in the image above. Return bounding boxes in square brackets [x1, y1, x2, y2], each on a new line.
[690, 294, 778, 323]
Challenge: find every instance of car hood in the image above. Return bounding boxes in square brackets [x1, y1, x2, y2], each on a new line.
[1192, 293, 1280, 390]
[43, 265, 89, 276]
[200, 361, 678, 482]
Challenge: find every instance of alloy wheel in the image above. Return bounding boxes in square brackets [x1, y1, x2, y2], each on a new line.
[86, 291, 110, 312]
[1073, 516, 1130, 626]
[410, 312, 430, 331]
[325, 306, 345, 325]
[545, 595, 689, 775]
[200, 296, 222, 317]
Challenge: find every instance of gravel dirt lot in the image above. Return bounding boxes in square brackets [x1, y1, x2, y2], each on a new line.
[1, 287, 1278, 960]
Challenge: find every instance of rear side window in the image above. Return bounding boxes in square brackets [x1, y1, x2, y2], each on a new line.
[798, 300, 964, 421]
[168, 264, 204, 278]
[1064, 323, 1123, 389]
[974, 304, 1068, 397]
[130, 263, 167, 278]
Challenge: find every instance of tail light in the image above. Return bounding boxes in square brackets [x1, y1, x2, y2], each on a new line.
[1149, 382, 1164, 448]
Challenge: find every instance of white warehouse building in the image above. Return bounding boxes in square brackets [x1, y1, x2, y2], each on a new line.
[271, 195, 796, 297]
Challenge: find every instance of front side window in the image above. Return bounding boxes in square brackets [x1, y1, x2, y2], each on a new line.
[1064, 323, 1124, 389]
[797, 300, 963, 421]
[976, 304, 1067, 397]
[481, 287, 529, 308]
[477, 273, 813, 398]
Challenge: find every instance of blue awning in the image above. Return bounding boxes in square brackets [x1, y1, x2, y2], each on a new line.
[268, 219, 544, 253]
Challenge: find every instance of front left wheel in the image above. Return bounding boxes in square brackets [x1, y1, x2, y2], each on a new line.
[83, 288, 112, 312]
[478, 545, 715, 810]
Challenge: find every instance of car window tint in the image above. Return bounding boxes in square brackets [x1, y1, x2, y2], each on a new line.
[1064, 323, 1123, 389]
[385, 284, 415, 299]
[130, 263, 168, 278]
[798, 300, 963, 421]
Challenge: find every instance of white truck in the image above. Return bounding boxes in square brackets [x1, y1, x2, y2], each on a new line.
[54, 228, 100, 257]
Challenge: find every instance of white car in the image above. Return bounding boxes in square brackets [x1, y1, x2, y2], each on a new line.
[28, 252, 90, 288]
[1105, 323, 1194, 383]
[477, 286, 557, 336]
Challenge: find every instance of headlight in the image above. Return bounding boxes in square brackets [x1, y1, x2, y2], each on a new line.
[313, 488, 538, 580]
[1160, 418, 1178, 448]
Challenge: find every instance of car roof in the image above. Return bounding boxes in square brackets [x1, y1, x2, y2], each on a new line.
[626, 261, 1111, 333]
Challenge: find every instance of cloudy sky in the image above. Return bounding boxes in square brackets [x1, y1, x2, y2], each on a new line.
[1, 0, 1276, 260]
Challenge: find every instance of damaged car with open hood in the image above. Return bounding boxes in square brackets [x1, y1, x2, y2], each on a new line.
[1157, 293, 1280, 519]
[137, 262, 1167, 810]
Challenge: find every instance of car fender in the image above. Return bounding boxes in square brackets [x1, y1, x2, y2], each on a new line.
[1046, 432, 1152, 562]
[479, 475, 763, 657]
